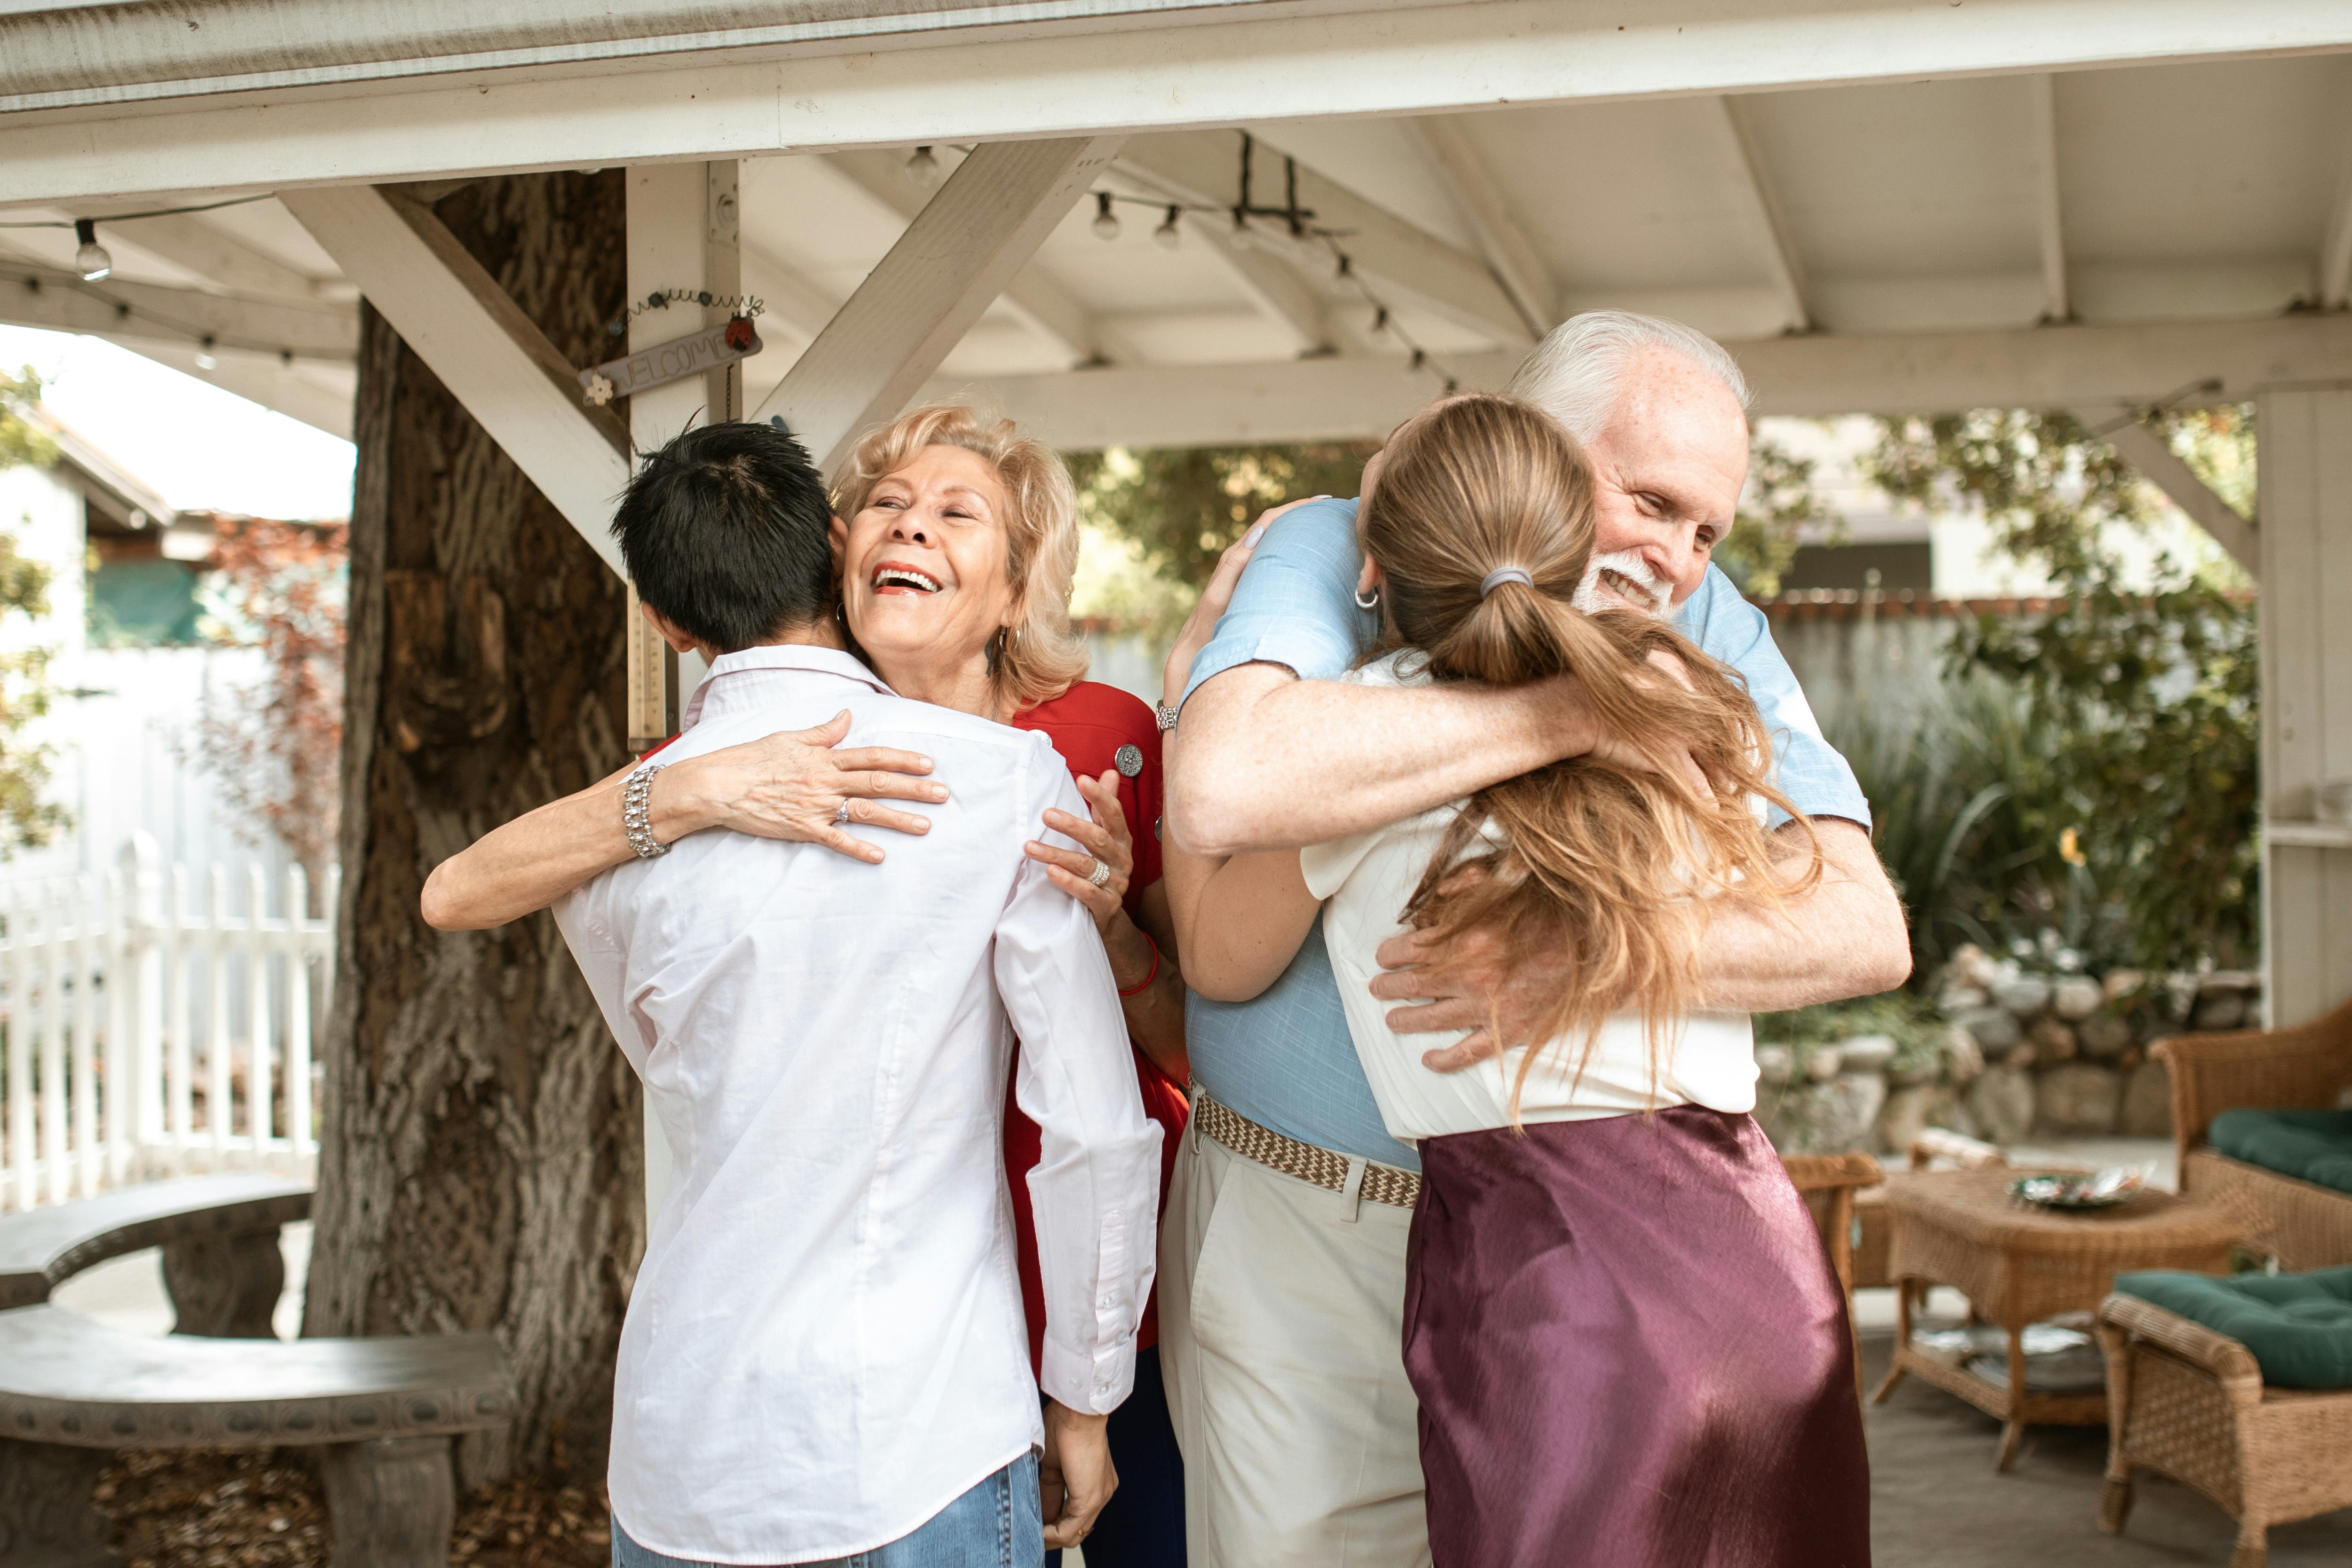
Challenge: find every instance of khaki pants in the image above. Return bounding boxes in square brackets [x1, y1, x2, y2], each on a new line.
[1158, 1119, 1429, 1568]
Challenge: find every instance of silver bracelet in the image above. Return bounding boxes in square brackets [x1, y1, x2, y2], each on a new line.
[623, 760, 669, 859]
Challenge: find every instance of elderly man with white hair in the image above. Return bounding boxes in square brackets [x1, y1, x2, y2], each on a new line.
[1152, 311, 1910, 1568]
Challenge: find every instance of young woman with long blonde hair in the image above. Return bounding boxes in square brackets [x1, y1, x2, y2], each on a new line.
[1169, 394, 1871, 1567]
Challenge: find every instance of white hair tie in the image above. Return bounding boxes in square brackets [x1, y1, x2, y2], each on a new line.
[1479, 567, 1534, 599]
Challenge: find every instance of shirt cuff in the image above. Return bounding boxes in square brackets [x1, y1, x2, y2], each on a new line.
[1040, 1334, 1137, 1416]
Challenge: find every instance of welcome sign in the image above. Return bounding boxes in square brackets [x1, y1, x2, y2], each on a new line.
[581, 317, 763, 404]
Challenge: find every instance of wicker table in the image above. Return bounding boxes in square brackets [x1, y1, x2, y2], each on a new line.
[1873, 1166, 2241, 1470]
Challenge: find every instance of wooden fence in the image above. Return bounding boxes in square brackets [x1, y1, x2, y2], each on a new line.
[0, 832, 338, 1211]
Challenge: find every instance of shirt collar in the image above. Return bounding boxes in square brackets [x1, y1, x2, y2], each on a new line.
[681, 643, 896, 731]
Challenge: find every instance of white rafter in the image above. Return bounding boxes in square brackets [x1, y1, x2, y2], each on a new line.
[1717, 96, 1810, 335]
[0, 259, 356, 358]
[822, 149, 1105, 368]
[2028, 75, 2070, 322]
[1116, 130, 1529, 347]
[1409, 114, 1557, 336]
[280, 182, 632, 576]
[753, 136, 1125, 469]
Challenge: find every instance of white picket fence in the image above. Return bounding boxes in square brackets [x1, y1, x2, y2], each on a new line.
[0, 833, 339, 1211]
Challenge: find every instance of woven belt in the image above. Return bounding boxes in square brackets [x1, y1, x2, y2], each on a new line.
[1192, 1093, 1421, 1208]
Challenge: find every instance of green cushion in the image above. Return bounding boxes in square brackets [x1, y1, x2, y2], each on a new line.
[2115, 1267, 2352, 1389]
[2208, 1108, 2352, 1195]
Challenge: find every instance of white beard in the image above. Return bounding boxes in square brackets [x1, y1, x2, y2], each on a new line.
[1572, 551, 1672, 617]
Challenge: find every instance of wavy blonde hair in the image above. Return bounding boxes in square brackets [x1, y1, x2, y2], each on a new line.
[832, 403, 1088, 712]
[1361, 394, 1819, 1117]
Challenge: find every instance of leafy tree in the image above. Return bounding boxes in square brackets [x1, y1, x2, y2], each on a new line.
[1715, 433, 1839, 599]
[0, 369, 68, 856]
[192, 516, 348, 887]
[1862, 408, 2258, 972]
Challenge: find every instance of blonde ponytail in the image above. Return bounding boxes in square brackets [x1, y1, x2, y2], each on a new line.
[1358, 394, 1819, 1116]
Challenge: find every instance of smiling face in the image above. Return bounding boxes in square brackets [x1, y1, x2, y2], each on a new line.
[836, 443, 1019, 710]
[1576, 346, 1751, 612]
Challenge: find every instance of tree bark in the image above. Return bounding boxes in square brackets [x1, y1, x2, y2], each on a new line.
[304, 172, 642, 1485]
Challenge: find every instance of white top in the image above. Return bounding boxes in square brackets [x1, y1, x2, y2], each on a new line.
[1299, 652, 1757, 1143]
[553, 645, 1160, 1566]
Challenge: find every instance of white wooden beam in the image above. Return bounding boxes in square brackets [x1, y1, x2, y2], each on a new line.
[1116, 131, 1527, 347]
[821, 149, 1104, 369]
[1717, 97, 1810, 335]
[13, 1, 2352, 203]
[279, 182, 631, 577]
[2321, 133, 2352, 311]
[1409, 115, 1558, 336]
[937, 313, 2352, 449]
[99, 211, 325, 300]
[2028, 75, 2070, 323]
[2071, 406, 2256, 574]
[0, 260, 356, 358]
[1101, 161, 1332, 354]
[752, 136, 1125, 471]
[109, 333, 354, 437]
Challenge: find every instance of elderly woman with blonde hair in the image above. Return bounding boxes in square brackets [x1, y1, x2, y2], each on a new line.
[423, 404, 1196, 1567]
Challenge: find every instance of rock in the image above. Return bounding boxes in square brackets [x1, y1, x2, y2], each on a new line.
[1837, 1033, 1897, 1074]
[2103, 968, 2147, 1001]
[1992, 976, 2052, 1016]
[2077, 1013, 2132, 1060]
[2052, 977, 2103, 1021]
[1952, 944, 2000, 989]
[1940, 1024, 1984, 1085]
[2036, 1063, 2123, 1133]
[2004, 1043, 2039, 1071]
[2030, 1017, 2078, 1062]
[1937, 985, 1989, 1016]
[2120, 1059, 2174, 1138]
[2192, 993, 2247, 1032]
[1756, 1044, 1795, 1087]
[1804, 1045, 1844, 1082]
[1762, 1077, 1883, 1155]
[1838, 1072, 1888, 1148]
[2198, 969, 2257, 997]
[1965, 1064, 2036, 1146]
[1962, 1008, 2020, 1052]
[1877, 1084, 1959, 1154]
[2117, 1045, 2143, 1071]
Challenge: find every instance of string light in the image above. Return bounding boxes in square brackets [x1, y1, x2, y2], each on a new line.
[905, 146, 942, 188]
[1153, 206, 1182, 250]
[72, 220, 110, 282]
[1091, 192, 1121, 241]
[194, 335, 217, 372]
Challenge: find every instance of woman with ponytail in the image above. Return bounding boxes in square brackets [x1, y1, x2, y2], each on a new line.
[1167, 394, 1870, 1567]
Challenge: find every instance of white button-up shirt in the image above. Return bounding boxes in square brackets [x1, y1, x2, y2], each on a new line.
[553, 644, 1160, 1565]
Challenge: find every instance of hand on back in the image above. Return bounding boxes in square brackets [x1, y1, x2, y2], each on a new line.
[664, 710, 949, 865]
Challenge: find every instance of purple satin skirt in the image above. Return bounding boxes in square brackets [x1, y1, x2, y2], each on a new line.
[1404, 1106, 1870, 1568]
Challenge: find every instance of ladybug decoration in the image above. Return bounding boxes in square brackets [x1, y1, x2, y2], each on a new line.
[724, 316, 757, 352]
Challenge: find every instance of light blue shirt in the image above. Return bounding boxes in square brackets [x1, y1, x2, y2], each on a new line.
[1180, 497, 1871, 1170]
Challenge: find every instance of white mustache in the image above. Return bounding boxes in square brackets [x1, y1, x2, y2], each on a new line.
[1572, 551, 1671, 616]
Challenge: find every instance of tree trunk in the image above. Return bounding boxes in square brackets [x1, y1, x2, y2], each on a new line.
[304, 172, 642, 1486]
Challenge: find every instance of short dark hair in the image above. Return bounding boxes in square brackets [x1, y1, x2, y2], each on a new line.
[610, 420, 835, 652]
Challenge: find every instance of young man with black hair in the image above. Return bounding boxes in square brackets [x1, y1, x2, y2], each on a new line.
[541, 421, 1159, 1568]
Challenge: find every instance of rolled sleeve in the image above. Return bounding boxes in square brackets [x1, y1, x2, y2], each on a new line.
[1678, 566, 1871, 831]
[996, 759, 1161, 1414]
[1181, 497, 1377, 704]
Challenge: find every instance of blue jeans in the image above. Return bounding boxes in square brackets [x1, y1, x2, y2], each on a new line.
[612, 1450, 1043, 1568]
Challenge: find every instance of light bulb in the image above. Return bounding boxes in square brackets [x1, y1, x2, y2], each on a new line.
[906, 146, 942, 188]
[194, 336, 217, 372]
[1091, 192, 1121, 241]
[1153, 207, 1182, 250]
[72, 219, 111, 282]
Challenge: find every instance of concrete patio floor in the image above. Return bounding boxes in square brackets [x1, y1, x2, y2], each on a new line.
[1857, 1305, 2352, 1566]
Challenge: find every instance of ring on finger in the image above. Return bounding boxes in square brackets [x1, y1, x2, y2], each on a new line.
[834, 800, 853, 825]
[1085, 857, 1113, 889]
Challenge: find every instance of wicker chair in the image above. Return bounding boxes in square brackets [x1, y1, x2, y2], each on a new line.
[2159, 995, 2352, 1270]
[2095, 1290, 2352, 1568]
[1783, 1150, 1884, 1402]
[1850, 1129, 2009, 1291]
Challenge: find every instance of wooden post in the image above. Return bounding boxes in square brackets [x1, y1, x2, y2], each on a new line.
[2256, 386, 2352, 1026]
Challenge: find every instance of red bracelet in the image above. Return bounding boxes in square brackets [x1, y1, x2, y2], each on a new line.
[1117, 933, 1162, 997]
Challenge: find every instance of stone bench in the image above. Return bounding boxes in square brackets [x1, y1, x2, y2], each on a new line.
[0, 1179, 514, 1568]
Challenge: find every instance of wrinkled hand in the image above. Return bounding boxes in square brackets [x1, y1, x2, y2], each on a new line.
[1026, 770, 1133, 937]
[1041, 1402, 1117, 1552]
[1161, 495, 1329, 709]
[1370, 921, 1574, 1072]
[663, 710, 947, 865]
